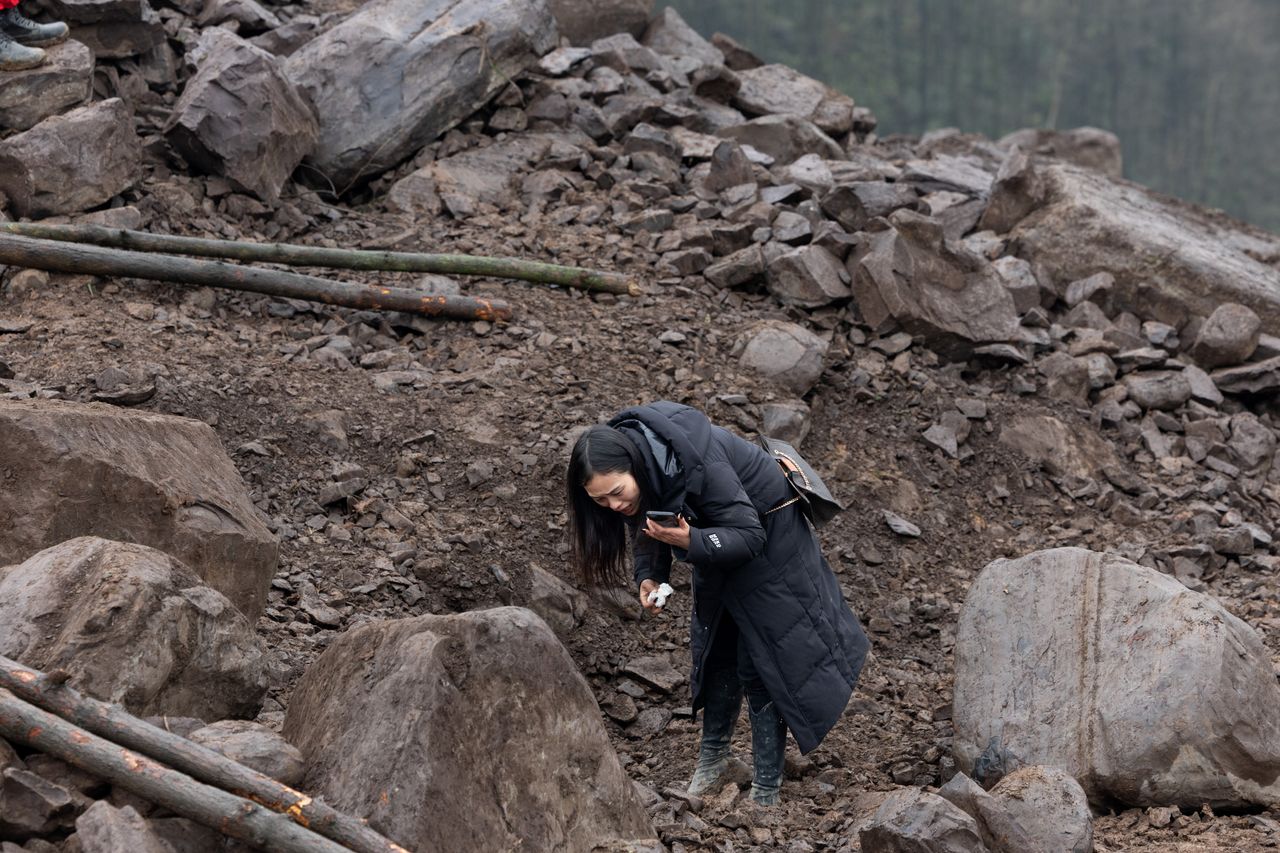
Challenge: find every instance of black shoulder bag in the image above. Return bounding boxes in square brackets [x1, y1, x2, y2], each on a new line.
[756, 435, 844, 527]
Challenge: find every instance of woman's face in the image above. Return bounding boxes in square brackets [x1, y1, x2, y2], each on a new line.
[584, 470, 640, 517]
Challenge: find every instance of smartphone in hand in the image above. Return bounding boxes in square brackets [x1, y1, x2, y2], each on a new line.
[645, 511, 680, 528]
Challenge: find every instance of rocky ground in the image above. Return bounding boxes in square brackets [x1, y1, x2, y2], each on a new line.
[5, 0, 1280, 850]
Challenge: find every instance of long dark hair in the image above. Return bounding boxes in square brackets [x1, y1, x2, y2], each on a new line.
[567, 424, 651, 587]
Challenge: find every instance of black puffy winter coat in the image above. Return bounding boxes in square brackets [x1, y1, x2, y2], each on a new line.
[610, 401, 869, 753]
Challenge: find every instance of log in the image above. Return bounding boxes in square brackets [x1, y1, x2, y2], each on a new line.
[0, 656, 410, 853]
[0, 233, 512, 322]
[0, 221, 642, 296]
[0, 687, 351, 853]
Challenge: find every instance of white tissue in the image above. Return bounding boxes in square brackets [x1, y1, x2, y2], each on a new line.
[647, 582, 675, 608]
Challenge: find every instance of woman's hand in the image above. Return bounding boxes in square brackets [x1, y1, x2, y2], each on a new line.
[643, 514, 692, 550]
[638, 578, 663, 615]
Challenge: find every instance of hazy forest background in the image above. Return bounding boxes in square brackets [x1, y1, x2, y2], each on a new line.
[665, 0, 1280, 234]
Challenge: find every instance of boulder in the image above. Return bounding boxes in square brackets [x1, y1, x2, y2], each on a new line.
[998, 414, 1121, 478]
[0, 40, 93, 132]
[0, 399, 278, 619]
[36, 0, 164, 58]
[859, 787, 990, 853]
[188, 721, 305, 786]
[987, 767, 1093, 853]
[737, 320, 828, 395]
[717, 114, 843, 165]
[0, 98, 141, 218]
[282, 607, 654, 851]
[74, 801, 169, 853]
[849, 210, 1020, 359]
[548, 0, 651, 45]
[978, 147, 1046, 234]
[165, 29, 318, 203]
[0, 538, 267, 719]
[1189, 303, 1262, 369]
[733, 63, 855, 137]
[766, 244, 850, 308]
[1123, 370, 1192, 411]
[939, 769, 1092, 853]
[955, 547, 1280, 808]
[998, 127, 1123, 178]
[285, 0, 557, 190]
[999, 163, 1280, 333]
[387, 134, 558, 215]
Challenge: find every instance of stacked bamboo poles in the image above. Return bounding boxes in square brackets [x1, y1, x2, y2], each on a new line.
[0, 222, 643, 321]
[0, 655, 410, 853]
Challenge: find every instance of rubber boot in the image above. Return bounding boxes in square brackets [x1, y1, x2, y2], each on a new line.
[686, 666, 742, 796]
[0, 29, 44, 70]
[1, 7, 69, 48]
[747, 700, 786, 806]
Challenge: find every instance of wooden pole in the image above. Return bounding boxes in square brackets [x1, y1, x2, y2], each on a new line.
[0, 688, 353, 853]
[0, 657, 409, 853]
[0, 221, 642, 296]
[0, 233, 512, 322]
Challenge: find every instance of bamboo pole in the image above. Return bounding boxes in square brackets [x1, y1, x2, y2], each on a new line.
[0, 688, 353, 853]
[0, 233, 512, 322]
[0, 657, 409, 853]
[0, 222, 642, 296]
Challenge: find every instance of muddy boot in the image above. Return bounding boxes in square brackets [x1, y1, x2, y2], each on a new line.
[1, 7, 69, 48]
[747, 700, 786, 806]
[0, 29, 45, 70]
[686, 666, 742, 795]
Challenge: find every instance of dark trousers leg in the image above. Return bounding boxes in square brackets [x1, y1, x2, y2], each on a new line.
[737, 619, 786, 805]
[688, 614, 743, 795]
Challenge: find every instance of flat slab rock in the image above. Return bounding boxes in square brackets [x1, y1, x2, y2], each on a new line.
[955, 546, 1280, 809]
[0, 398, 278, 618]
[282, 606, 655, 852]
[0, 40, 93, 132]
[620, 654, 685, 693]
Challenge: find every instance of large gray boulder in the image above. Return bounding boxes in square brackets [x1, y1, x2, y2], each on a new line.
[0, 40, 93, 132]
[548, 0, 651, 45]
[282, 607, 655, 851]
[955, 547, 1280, 808]
[737, 320, 828, 395]
[998, 163, 1280, 333]
[0, 98, 141, 217]
[0, 538, 268, 720]
[165, 29, 318, 202]
[850, 210, 1020, 359]
[285, 0, 557, 190]
[0, 399, 278, 619]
